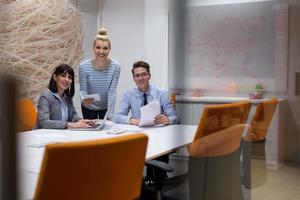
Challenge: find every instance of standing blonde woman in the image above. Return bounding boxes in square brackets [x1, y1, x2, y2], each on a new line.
[79, 28, 121, 120]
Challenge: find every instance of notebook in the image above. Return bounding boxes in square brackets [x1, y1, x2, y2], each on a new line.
[70, 109, 109, 131]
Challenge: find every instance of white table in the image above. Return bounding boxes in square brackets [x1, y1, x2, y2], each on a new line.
[18, 123, 197, 200]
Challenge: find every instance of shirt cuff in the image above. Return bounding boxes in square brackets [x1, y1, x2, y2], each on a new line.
[126, 116, 131, 124]
[168, 116, 180, 125]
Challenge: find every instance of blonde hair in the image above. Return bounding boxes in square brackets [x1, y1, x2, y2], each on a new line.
[93, 28, 111, 48]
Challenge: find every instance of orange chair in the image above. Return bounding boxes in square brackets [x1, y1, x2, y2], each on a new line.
[192, 101, 251, 143]
[149, 101, 251, 199]
[189, 124, 247, 157]
[170, 92, 176, 108]
[242, 98, 278, 189]
[162, 124, 250, 200]
[187, 124, 249, 200]
[250, 98, 278, 142]
[34, 133, 148, 200]
[16, 98, 37, 132]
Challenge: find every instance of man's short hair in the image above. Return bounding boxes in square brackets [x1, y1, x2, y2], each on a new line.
[131, 61, 150, 75]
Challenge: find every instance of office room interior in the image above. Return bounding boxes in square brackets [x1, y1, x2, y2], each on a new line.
[1, 0, 300, 199]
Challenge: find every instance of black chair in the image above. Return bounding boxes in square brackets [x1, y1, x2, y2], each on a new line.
[142, 155, 174, 200]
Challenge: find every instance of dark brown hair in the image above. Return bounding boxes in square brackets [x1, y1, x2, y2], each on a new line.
[48, 64, 75, 97]
[131, 61, 150, 76]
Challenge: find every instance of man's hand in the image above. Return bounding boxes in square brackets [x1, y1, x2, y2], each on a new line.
[129, 118, 140, 126]
[154, 114, 169, 126]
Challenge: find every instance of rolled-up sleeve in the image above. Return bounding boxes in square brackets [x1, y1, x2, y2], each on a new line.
[113, 93, 131, 124]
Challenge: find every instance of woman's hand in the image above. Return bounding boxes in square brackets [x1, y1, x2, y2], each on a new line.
[154, 114, 169, 126]
[82, 98, 95, 107]
[66, 119, 96, 129]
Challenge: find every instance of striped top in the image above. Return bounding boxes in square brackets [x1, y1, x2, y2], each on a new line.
[79, 58, 121, 118]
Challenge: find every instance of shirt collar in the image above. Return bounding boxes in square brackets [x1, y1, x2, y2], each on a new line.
[135, 85, 152, 96]
[51, 91, 66, 102]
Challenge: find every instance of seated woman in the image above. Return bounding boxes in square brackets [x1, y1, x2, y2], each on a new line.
[37, 64, 95, 129]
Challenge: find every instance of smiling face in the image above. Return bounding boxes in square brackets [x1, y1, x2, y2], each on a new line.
[93, 39, 111, 61]
[133, 67, 151, 92]
[53, 73, 73, 96]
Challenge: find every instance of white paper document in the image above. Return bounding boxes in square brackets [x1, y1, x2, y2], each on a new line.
[139, 100, 161, 127]
[112, 123, 144, 133]
[85, 94, 101, 101]
[105, 129, 125, 135]
[35, 133, 66, 139]
[80, 92, 101, 101]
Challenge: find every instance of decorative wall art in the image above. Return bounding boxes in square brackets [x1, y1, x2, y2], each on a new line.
[0, 0, 83, 100]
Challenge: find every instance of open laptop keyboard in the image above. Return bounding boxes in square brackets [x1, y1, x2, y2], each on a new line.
[69, 122, 104, 131]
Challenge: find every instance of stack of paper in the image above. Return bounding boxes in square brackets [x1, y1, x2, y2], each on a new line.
[139, 100, 161, 127]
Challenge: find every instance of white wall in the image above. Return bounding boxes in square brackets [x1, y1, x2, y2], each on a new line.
[72, 0, 99, 117]
[145, 0, 169, 89]
[101, 0, 145, 106]
[100, 0, 170, 107]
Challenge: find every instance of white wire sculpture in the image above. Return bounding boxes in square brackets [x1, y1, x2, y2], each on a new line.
[0, 0, 83, 101]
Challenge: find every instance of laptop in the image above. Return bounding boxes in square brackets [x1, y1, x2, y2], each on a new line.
[70, 109, 109, 131]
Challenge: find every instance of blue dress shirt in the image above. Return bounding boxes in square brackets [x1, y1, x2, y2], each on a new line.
[113, 85, 180, 125]
[52, 92, 69, 122]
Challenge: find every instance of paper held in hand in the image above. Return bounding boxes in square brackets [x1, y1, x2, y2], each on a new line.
[81, 93, 101, 101]
[139, 100, 161, 127]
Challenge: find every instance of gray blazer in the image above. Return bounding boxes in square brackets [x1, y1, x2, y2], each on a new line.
[37, 89, 79, 129]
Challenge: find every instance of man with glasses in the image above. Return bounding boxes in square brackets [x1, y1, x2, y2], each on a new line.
[113, 61, 180, 194]
[113, 60, 180, 126]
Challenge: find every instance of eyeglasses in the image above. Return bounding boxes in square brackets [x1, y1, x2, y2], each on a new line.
[133, 72, 149, 78]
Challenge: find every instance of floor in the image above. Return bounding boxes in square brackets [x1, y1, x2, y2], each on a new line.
[161, 154, 300, 200]
[250, 159, 300, 200]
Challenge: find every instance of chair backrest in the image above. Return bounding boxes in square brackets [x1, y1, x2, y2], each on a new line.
[188, 124, 246, 200]
[170, 92, 176, 108]
[34, 133, 148, 200]
[193, 101, 251, 141]
[190, 124, 246, 157]
[250, 98, 278, 141]
[16, 98, 37, 132]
